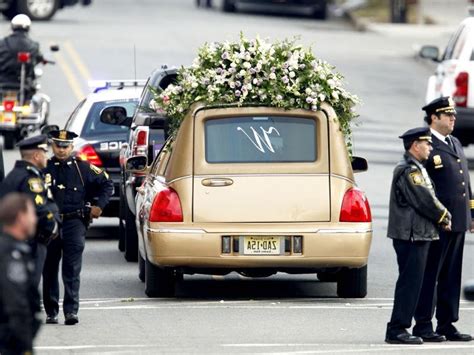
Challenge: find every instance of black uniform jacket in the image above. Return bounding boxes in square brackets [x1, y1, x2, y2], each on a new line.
[0, 160, 59, 243]
[0, 233, 41, 353]
[387, 153, 451, 242]
[425, 135, 473, 232]
[0, 31, 43, 85]
[45, 156, 113, 214]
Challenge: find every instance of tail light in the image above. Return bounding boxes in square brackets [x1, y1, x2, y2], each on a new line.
[17, 52, 31, 63]
[149, 187, 183, 222]
[453, 71, 469, 107]
[133, 128, 148, 156]
[339, 188, 372, 222]
[3, 100, 15, 112]
[77, 144, 103, 167]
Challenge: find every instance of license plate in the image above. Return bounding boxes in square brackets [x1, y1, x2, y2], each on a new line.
[243, 236, 281, 255]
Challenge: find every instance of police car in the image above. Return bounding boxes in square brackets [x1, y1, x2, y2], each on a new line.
[64, 80, 145, 217]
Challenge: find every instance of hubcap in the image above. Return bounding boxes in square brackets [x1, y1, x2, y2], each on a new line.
[26, 0, 56, 19]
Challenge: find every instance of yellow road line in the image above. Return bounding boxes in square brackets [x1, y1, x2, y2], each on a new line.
[54, 51, 85, 101]
[64, 40, 92, 82]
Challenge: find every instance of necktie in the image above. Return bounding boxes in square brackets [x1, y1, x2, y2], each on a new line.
[445, 136, 456, 153]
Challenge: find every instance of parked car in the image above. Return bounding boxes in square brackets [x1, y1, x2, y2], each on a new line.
[63, 80, 145, 217]
[101, 67, 177, 261]
[420, 17, 474, 146]
[203, 0, 328, 19]
[122, 103, 372, 298]
[0, 0, 91, 21]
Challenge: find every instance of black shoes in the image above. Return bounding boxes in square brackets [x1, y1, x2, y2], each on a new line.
[440, 331, 472, 342]
[385, 331, 423, 345]
[45, 314, 58, 324]
[64, 313, 79, 325]
[413, 331, 446, 342]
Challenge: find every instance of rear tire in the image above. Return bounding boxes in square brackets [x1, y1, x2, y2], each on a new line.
[124, 204, 138, 262]
[118, 192, 126, 252]
[312, 1, 327, 20]
[16, 0, 59, 21]
[145, 259, 175, 298]
[337, 265, 367, 298]
[3, 133, 16, 150]
[138, 253, 145, 282]
[221, 0, 236, 12]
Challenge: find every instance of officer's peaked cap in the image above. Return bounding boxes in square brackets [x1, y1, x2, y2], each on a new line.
[48, 130, 78, 147]
[422, 96, 457, 116]
[399, 127, 432, 150]
[16, 134, 49, 151]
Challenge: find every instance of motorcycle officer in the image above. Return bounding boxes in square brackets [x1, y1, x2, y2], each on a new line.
[0, 14, 44, 100]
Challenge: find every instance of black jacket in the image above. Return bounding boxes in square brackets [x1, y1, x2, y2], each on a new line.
[0, 161, 59, 244]
[425, 134, 473, 232]
[45, 156, 113, 214]
[387, 153, 451, 242]
[0, 234, 41, 354]
[0, 31, 43, 86]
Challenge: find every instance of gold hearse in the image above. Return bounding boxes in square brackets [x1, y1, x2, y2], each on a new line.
[123, 102, 372, 298]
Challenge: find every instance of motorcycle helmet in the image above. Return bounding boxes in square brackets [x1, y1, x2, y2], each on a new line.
[11, 14, 31, 32]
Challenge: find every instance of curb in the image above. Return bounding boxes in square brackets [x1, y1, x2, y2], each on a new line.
[345, 10, 370, 32]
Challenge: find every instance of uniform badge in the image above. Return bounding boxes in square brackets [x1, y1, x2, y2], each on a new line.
[433, 155, 443, 169]
[409, 171, 424, 185]
[28, 178, 44, 193]
[59, 130, 67, 140]
[45, 173, 52, 186]
[90, 164, 103, 175]
[35, 194, 44, 205]
[7, 261, 27, 284]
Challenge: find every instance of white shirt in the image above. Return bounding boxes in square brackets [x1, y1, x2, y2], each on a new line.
[430, 128, 449, 145]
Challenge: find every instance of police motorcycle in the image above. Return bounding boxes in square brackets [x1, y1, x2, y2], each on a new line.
[0, 44, 59, 150]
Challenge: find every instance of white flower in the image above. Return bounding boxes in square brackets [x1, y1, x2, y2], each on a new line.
[269, 73, 276, 80]
[327, 79, 336, 89]
[306, 97, 314, 104]
[289, 71, 296, 78]
[282, 76, 289, 84]
[311, 105, 318, 111]
[238, 70, 246, 77]
[276, 95, 283, 101]
[230, 62, 237, 68]
[318, 93, 326, 102]
[191, 82, 198, 89]
[229, 81, 236, 89]
[243, 62, 251, 69]
[252, 78, 259, 85]
[305, 88, 312, 95]
[332, 91, 339, 101]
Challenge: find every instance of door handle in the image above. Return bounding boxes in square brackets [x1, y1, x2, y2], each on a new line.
[201, 178, 234, 187]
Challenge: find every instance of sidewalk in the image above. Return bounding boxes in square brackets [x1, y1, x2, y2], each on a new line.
[347, 0, 470, 34]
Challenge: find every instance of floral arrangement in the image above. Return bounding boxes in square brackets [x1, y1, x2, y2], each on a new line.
[153, 34, 360, 151]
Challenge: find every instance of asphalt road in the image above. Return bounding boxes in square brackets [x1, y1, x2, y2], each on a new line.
[0, 0, 473, 354]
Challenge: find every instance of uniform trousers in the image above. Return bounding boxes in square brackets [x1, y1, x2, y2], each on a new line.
[42, 218, 86, 316]
[29, 240, 47, 288]
[387, 239, 431, 335]
[414, 231, 465, 335]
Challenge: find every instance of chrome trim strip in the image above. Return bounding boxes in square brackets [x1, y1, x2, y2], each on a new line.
[166, 174, 354, 184]
[167, 175, 192, 184]
[317, 229, 372, 234]
[147, 227, 206, 234]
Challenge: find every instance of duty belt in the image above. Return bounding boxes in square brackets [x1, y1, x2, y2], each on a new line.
[60, 210, 84, 221]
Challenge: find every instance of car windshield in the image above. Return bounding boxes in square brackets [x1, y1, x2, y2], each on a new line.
[205, 116, 317, 163]
[81, 99, 138, 137]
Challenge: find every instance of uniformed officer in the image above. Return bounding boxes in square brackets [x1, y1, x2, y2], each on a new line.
[385, 127, 452, 345]
[413, 97, 474, 342]
[42, 129, 113, 326]
[0, 193, 41, 355]
[0, 134, 59, 287]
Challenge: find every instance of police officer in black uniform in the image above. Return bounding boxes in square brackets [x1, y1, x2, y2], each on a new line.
[42, 130, 113, 325]
[385, 127, 452, 345]
[413, 97, 474, 342]
[0, 193, 41, 355]
[0, 134, 59, 287]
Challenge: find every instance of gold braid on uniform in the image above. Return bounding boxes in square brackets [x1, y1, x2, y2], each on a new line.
[438, 209, 448, 224]
[471, 200, 474, 209]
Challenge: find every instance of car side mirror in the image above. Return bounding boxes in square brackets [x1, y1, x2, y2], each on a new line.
[126, 156, 148, 173]
[419, 45, 440, 62]
[351, 156, 368, 173]
[50, 44, 60, 52]
[100, 106, 132, 127]
[41, 124, 60, 136]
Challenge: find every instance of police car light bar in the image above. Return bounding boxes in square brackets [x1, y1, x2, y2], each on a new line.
[88, 80, 147, 93]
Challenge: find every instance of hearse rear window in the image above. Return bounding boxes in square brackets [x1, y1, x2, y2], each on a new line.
[205, 116, 317, 163]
